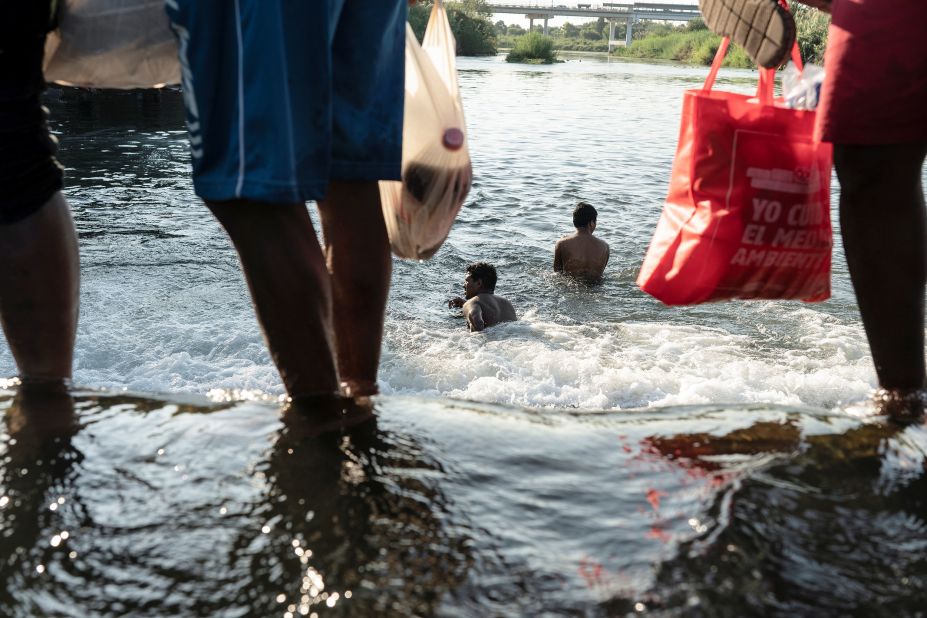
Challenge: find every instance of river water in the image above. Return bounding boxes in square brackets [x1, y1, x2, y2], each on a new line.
[2, 53, 927, 615]
[5, 54, 886, 409]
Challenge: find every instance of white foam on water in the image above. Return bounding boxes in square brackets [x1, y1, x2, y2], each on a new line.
[380, 306, 878, 411]
[60, 293, 284, 398]
[0, 297, 881, 410]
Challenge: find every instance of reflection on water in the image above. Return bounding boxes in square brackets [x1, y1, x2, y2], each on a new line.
[2, 389, 926, 615]
[649, 420, 927, 615]
[0, 386, 80, 615]
[247, 408, 472, 616]
[0, 389, 475, 616]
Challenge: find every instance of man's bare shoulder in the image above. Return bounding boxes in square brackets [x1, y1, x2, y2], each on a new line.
[467, 294, 497, 312]
[555, 235, 575, 248]
[491, 295, 517, 321]
[500, 297, 517, 319]
[560, 234, 608, 253]
[469, 294, 516, 327]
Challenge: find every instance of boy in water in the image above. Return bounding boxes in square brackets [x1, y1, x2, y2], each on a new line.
[554, 202, 610, 280]
[448, 262, 517, 332]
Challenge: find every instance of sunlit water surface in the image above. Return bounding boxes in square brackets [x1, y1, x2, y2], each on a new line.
[2, 54, 927, 615]
[2, 389, 927, 616]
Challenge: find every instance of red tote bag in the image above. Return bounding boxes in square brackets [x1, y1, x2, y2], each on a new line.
[637, 38, 833, 305]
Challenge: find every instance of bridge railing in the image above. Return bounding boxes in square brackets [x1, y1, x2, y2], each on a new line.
[487, 2, 702, 25]
[488, 2, 699, 10]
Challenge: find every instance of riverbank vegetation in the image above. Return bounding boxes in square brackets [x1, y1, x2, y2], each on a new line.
[505, 32, 558, 64]
[612, 19, 754, 67]
[406, 1, 827, 66]
[408, 0, 497, 56]
[497, 19, 610, 52]
[612, 6, 829, 66]
[494, 5, 829, 67]
[792, 5, 830, 65]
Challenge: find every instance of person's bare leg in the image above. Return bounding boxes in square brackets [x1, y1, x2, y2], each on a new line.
[207, 200, 339, 397]
[0, 192, 79, 384]
[316, 180, 391, 397]
[835, 142, 927, 416]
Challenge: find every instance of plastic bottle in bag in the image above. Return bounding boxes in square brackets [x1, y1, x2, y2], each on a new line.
[379, 2, 472, 260]
[781, 61, 825, 110]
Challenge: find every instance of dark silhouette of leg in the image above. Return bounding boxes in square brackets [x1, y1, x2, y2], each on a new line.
[316, 180, 392, 397]
[207, 200, 339, 397]
[0, 192, 79, 384]
[835, 142, 927, 410]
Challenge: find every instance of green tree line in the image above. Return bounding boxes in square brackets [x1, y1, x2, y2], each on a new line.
[614, 6, 829, 67]
[497, 17, 611, 52]
[408, 0, 497, 56]
[497, 5, 829, 66]
[406, 2, 829, 66]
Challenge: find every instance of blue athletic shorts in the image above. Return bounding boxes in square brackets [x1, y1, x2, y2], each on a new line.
[165, 0, 407, 204]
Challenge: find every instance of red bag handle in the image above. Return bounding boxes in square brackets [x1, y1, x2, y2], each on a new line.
[702, 38, 804, 103]
[702, 0, 804, 104]
[701, 37, 729, 93]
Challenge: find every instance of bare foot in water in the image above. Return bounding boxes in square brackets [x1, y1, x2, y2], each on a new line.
[282, 393, 376, 438]
[340, 379, 379, 399]
[874, 387, 927, 425]
[5, 379, 77, 459]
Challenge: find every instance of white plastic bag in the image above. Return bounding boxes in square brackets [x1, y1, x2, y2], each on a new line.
[380, 2, 472, 260]
[781, 61, 825, 110]
[43, 0, 180, 89]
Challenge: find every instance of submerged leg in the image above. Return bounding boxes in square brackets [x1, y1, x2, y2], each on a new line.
[0, 192, 79, 384]
[207, 199, 339, 397]
[835, 142, 927, 416]
[316, 180, 392, 397]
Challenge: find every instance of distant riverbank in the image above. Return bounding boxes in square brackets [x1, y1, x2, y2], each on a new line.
[613, 27, 754, 67]
[495, 5, 829, 67]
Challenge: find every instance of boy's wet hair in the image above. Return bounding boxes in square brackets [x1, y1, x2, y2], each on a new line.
[573, 202, 597, 228]
[467, 262, 498, 291]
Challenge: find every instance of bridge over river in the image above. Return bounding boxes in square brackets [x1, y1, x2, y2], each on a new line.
[488, 2, 701, 50]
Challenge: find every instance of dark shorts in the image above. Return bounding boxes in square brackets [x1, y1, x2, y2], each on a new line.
[165, 0, 407, 204]
[0, 0, 64, 225]
[816, 0, 927, 144]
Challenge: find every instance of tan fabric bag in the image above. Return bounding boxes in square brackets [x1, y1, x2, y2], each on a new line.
[43, 0, 179, 89]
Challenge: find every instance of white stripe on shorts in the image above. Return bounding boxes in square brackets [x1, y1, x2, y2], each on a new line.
[234, 0, 246, 198]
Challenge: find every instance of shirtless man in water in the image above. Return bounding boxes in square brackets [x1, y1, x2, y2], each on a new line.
[553, 202, 609, 280]
[448, 262, 516, 332]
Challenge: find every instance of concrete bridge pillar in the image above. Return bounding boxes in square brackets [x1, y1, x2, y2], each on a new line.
[527, 13, 550, 34]
[625, 15, 634, 45]
[608, 20, 616, 52]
